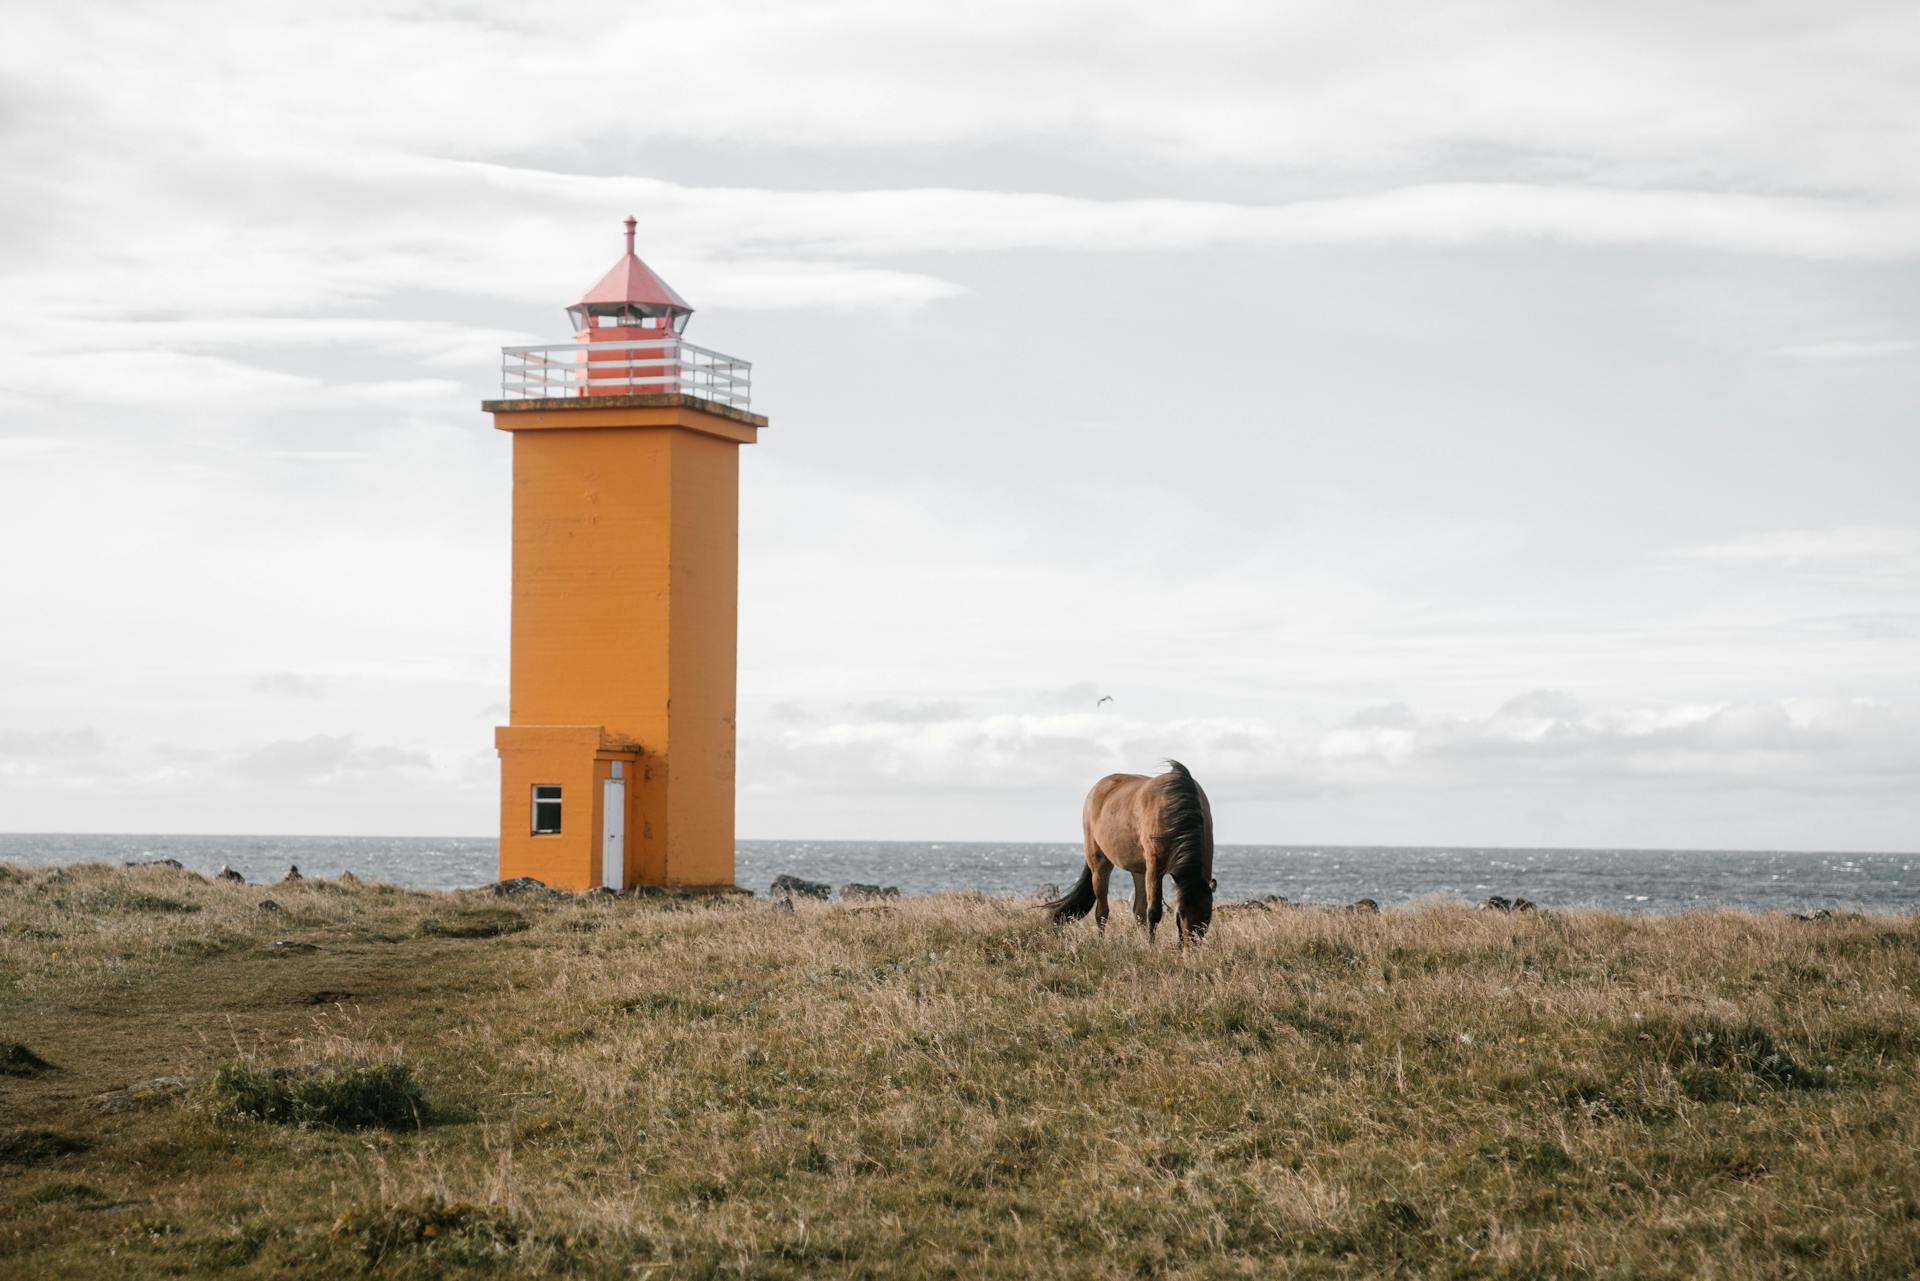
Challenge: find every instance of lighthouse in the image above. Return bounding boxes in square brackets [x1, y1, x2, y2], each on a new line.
[485, 221, 764, 890]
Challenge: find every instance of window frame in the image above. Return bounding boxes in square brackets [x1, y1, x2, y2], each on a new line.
[531, 784, 563, 835]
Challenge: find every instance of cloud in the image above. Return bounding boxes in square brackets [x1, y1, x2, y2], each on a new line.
[1770, 339, 1920, 361]
[1346, 703, 1420, 730]
[0, 437, 77, 460]
[265, 451, 368, 463]
[693, 260, 968, 310]
[251, 671, 324, 698]
[0, 728, 106, 757]
[453, 164, 1920, 263]
[8, 0, 1916, 198]
[0, 2, 1914, 364]
[1387, 692, 1920, 782]
[744, 689, 1920, 806]
[1670, 527, 1920, 575]
[10, 351, 318, 409]
[745, 705, 1307, 796]
[847, 698, 972, 724]
[234, 735, 432, 784]
[23, 318, 542, 364]
[1784, 613, 1919, 643]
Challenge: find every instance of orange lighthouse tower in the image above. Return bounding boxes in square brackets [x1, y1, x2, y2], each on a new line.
[484, 220, 764, 889]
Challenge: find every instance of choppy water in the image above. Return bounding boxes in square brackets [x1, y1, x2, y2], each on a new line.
[0, 834, 1914, 914]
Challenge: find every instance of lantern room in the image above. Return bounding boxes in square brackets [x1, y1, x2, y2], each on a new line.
[498, 218, 748, 407]
[565, 216, 693, 339]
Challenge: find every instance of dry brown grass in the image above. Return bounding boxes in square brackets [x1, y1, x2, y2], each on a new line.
[2, 861, 1918, 1278]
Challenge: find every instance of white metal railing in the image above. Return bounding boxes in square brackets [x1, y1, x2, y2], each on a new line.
[498, 338, 752, 409]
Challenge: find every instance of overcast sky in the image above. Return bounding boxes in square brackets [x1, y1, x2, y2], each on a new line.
[1, 0, 1916, 850]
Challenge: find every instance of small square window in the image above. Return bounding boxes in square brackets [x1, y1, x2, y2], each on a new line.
[531, 785, 562, 835]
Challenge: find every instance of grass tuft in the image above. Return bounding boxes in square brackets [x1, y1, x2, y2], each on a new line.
[207, 1062, 428, 1130]
[1638, 1012, 1825, 1091]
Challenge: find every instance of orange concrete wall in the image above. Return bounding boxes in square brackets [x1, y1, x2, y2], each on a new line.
[495, 725, 604, 888]
[663, 430, 740, 885]
[509, 429, 675, 742]
[495, 406, 753, 889]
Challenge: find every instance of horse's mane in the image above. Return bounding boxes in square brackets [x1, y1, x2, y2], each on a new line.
[1159, 760, 1210, 891]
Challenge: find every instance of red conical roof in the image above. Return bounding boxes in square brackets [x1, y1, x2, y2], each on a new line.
[576, 216, 691, 311]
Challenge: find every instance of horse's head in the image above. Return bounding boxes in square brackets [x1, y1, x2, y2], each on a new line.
[1177, 876, 1217, 948]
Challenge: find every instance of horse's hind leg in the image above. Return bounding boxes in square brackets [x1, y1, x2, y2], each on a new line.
[1129, 871, 1149, 927]
[1092, 857, 1114, 930]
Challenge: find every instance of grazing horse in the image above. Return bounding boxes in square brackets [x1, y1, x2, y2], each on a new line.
[1044, 761, 1215, 947]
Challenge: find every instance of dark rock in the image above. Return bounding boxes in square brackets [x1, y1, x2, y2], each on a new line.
[491, 876, 548, 897]
[1481, 895, 1513, 912]
[268, 940, 319, 954]
[840, 883, 900, 901]
[1, 1042, 56, 1078]
[1348, 898, 1380, 914]
[584, 886, 619, 899]
[1512, 897, 1537, 913]
[258, 899, 284, 913]
[216, 865, 245, 884]
[283, 865, 303, 882]
[771, 874, 830, 901]
[770, 896, 795, 915]
[1791, 908, 1836, 922]
[124, 858, 185, 871]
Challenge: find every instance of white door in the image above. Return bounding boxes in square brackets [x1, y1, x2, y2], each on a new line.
[601, 779, 625, 889]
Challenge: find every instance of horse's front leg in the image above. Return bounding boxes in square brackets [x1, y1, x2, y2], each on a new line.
[1144, 856, 1166, 943]
[1092, 859, 1114, 931]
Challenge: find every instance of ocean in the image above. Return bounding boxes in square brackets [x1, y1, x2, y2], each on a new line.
[0, 834, 1914, 914]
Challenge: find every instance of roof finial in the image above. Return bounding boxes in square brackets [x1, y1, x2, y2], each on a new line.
[623, 215, 637, 257]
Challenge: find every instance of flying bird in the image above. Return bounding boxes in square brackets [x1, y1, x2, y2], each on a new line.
[1096, 695, 1113, 707]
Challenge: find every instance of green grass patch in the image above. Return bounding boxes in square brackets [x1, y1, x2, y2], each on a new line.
[417, 908, 528, 939]
[25, 1179, 108, 1205]
[1637, 1012, 1826, 1092]
[63, 891, 200, 914]
[208, 1062, 428, 1130]
[331, 1199, 531, 1267]
[0, 1129, 91, 1165]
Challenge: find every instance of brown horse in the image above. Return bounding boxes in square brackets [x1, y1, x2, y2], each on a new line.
[1044, 760, 1215, 946]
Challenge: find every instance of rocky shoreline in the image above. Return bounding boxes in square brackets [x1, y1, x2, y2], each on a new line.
[111, 858, 1839, 921]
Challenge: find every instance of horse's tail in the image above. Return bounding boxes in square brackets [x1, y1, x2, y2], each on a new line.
[1159, 760, 1209, 885]
[1042, 865, 1096, 923]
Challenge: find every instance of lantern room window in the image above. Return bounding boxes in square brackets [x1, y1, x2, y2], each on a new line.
[531, 785, 562, 834]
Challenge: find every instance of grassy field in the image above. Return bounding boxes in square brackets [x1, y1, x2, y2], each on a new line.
[2, 861, 1918, 1279]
